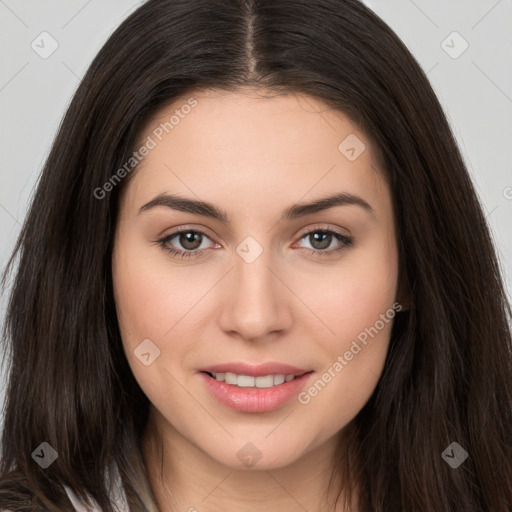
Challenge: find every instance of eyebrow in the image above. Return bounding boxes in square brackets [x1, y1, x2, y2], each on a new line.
[139, 192, 374, 223]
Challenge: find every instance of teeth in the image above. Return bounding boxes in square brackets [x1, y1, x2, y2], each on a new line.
[225, 372, 238, 385]
[273, 374, 285, 385]
[212, 372, 296, 387]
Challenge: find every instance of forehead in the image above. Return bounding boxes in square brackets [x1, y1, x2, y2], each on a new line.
[123, 88, 387, 213]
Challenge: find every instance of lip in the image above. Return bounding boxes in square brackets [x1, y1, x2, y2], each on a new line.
[199, 369, 315, 413]
[199, 362, 310, 377]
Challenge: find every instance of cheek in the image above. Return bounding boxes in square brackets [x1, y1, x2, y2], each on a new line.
[111, 235, 190, 376]
[112, 236, 198, 340]
[306, 231, 399, 343]
[112, 233, 220, 394]
[112, 244, 195, 404]
[113, 257, 165, 341]
[296, 234, 398, 412]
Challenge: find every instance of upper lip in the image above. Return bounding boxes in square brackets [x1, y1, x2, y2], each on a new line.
[199, 362, 312, 377]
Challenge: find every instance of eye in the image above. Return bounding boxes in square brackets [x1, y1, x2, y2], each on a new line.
[156, 224, 353, 260]
[156, 229, 218, 259]
[294, 225, 353, 258]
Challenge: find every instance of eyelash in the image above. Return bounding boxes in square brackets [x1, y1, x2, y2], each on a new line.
[156, 224, 354, 260]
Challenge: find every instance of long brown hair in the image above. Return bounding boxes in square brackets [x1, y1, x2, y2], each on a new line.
[1, 0, 511, 510]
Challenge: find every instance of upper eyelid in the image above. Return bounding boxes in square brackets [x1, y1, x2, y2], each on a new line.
[160, 225, 217, 243]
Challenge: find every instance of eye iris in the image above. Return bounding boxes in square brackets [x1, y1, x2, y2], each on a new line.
[180, 232, 202, 250]
[310, 232, 331, 250]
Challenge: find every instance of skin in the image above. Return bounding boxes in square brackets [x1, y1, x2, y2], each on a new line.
[112, 88, 401, 512]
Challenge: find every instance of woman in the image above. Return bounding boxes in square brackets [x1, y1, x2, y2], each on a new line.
[1, 0, 511, 510]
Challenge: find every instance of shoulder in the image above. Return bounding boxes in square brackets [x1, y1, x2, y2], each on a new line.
[62, 484, 101, 512]
[0, 464, 128, 512]
[0, 471, 76, 511]
[0, 471, 34, 511]
[64, 463, 129, 512]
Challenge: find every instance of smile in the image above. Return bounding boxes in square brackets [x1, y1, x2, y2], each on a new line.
[206, 371, 297, 388]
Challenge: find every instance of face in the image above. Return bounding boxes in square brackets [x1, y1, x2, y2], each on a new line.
[112, 88, 400, 471]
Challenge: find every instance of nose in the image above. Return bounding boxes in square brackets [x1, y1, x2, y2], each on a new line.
[218, 248, 294, 343]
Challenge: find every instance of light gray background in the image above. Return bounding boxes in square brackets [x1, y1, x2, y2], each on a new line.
[1, 0, 511, 431]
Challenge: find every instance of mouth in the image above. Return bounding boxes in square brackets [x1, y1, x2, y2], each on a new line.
[202, 370, 310, 388]
[199, 367, 315, 413]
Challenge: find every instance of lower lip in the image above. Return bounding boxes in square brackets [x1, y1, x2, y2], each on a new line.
[200, 371, 314, 413]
